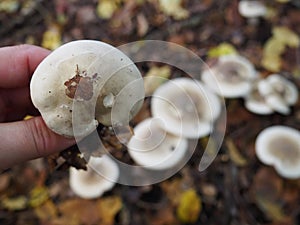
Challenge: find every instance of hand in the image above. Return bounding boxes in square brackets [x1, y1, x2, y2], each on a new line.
[0, 45, 75, 170]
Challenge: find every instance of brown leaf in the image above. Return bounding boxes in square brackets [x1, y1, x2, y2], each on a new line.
[34, 200, 58, 221]
[150, 205, 179, 225]
[0, 173, 10, 193]
[137, 13, 149, 37]
[252, 168, 288, 222]
[58, 199, 101, 225]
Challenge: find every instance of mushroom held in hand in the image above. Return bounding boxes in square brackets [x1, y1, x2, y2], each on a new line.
[202, 55, 258, 98]
[151, 78, 221, 139]
[127, 118, 188, 170]
[69, 155, 119, 199]
[245, 74, 298, 115]
[30, 40, 144, 137]
[255, 126, 300, 179]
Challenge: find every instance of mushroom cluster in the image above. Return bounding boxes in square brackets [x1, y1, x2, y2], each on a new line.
[255, 126, 300, 179]
[127, 77, 222, 170]
[245, 74, 298, 115]
[201, 49, 299, 178]
[30, 40, 145, 138]
[201, 54, 298, 116]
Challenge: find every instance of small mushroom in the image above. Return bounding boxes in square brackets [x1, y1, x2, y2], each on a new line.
[202, 54, 258, 98]
[30, 40, 144, 137]
[238, 0, 267, 25]
[127, 118, 188, 170]
[151, 77, 221, 138]
[255, 126, 300, 179]
[245, 74, 298, 115]
[244, 86, 274, 115]
[69, 155, 119, 199]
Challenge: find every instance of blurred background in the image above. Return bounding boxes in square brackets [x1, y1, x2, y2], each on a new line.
[0, 0, 300, 225]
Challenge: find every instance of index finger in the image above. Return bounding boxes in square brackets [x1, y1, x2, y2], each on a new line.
[0, 44, 50, 88]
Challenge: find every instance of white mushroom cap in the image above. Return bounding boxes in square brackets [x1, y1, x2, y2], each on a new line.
[127, 118, 188, 170]
[246, 74, 299, 115]
[255, 126, 300, 179]
[257, 74, 298, 115]
[202, 55, 258, 98]
[244, 93, 274, 115]
[69, 155, 119, 199]
[30, 40, 144, 137]
[266, 74, 298, 106]
[151, 78, 221, 139]
[238, 0, 267, 18]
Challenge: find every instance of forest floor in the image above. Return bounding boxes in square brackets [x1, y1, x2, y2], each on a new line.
[0, 0, 300, 225]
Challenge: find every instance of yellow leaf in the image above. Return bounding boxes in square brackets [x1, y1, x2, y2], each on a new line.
[261, 37, 284, 72]
[144, 65, 171, 95]
[261, 54, 281, 72]
[97, 0, 119, 19]
[226, 139, 248, 167]
[41, 24, 62, 50]
[0, 0, 19, 13]
[276, 0, 290, 2]
[23, 115, 33, 120]
[263, 37, 285, 57]
[97, 196, 122, 225]
[159, 0, 189, 20]
[208, 43, 237, 58]
[28, 186, 49, 208]
[1, 196, 28, 211]
[273, 26, 300, 48]
[176, 189, 202, 223]
[34, 200, 58, 221]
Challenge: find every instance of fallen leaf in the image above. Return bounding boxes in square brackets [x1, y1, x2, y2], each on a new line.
[255, 197, 287, 222]
[263, 37, 285, 57]
[0, 0, 19, 13]
[28, 186, 49, 208]
[34, 200, 58, 221]
[261, 54, 282, 72]
[97, 0, 119, 19]
[226, 138, 248, 167]
[158, 0, 189, 20]
[208, 43, 237, 58]
[176, 189, 202, 223]
[150, 205, 179, 225]
[59, 198, 101, 225]
[1, 196, 28, 211]
[97, 196, 122, 225]
[261, 38, 285, 72]
[0, 173, 10, 193]
[273, 26, 300, 48]
[261, 27, 300, 72]
[276, 0, 290, 2]
[41, 24, 62, 50]
[137, 13, 149, 37]
[252, 168, 287, 222]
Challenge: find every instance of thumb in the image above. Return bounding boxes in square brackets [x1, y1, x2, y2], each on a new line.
[0, 116, 75, 169]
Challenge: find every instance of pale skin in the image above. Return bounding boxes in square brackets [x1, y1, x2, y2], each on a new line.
[0, 45, 75, 170]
